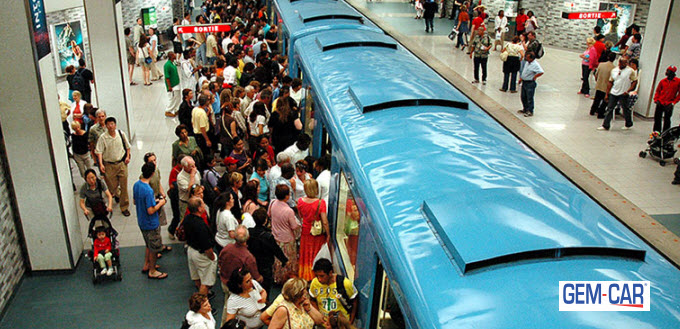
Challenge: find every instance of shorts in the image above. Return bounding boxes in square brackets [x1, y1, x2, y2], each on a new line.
[141, 227, 163, 253]
[127, 55, 136, 65]
[187, 246, 217, 285]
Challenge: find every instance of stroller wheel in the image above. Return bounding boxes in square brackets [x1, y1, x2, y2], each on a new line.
[639, 151, 647, 158]
[660, 160, 666, 166]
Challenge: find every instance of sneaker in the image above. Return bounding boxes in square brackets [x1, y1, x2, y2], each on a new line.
[106, 268, 114, 276]
[577, 91, 583, 95]
[584, 94, 590, 98]
[523, 112, 533, 117]
[100, 268, 107, 275]
[621, 126, 632, 130]
[482, 81, 487, 85]
[471, 80, 480, 84]
[597, 126, 609, 131]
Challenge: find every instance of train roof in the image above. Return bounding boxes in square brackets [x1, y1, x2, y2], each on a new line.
[273, 0, 382, 41]
[294, 29, 680, 328]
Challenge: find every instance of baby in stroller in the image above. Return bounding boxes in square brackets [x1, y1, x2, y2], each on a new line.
[93, 227, 114, 276]
[88, 214, 122, 283]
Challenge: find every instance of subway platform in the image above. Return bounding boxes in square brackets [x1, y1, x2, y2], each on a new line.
[346, 0, 680, 266]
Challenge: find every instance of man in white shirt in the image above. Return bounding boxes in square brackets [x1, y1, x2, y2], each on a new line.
[181, 13, 193, 49]
[289, 78, 304, 106]
[281, 133, 311, 165]
[598, 57, 638, 131]
[177, 156, 202, 216]
[269, 152, 291, 185]
[314, 154, 331, 205]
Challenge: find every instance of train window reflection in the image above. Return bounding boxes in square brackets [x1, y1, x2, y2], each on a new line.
[304, 88, 315, 152]
[336, 172, 359, 280]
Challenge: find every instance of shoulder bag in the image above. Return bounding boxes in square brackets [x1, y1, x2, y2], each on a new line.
[500, 50, 509, 62]
[175, 216, 187, 241]
[310, 199, 324, 236]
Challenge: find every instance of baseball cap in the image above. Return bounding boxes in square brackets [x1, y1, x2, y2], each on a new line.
[223, 157, 238, 165]
[668, 66, 678, 73]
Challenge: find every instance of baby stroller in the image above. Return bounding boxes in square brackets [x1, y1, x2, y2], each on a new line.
[639, 126, 680, 166]
[87, 213, 122, 283]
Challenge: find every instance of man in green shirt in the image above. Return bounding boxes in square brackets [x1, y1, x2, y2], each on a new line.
[469, 27, 492, 85]
[164, 51, 181, 117]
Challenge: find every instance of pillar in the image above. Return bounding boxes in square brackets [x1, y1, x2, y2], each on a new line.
[0, 0, 82, 271]
[636, 0, 675, 117]
[83, 0, 136, 139]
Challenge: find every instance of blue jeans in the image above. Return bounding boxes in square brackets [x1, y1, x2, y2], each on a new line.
[196, 43, 207, 66]
[521, 80, 537, 114]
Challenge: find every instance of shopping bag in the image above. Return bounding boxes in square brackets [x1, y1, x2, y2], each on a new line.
[314, 243, 332, 266]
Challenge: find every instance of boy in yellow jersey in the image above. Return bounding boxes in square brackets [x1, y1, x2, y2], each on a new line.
[309, 259, 358, 323]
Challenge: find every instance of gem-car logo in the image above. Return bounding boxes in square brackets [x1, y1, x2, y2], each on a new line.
[559, 281, 650, 311]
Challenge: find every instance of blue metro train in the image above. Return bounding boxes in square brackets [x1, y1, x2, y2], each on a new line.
[269, 0, 680, 328]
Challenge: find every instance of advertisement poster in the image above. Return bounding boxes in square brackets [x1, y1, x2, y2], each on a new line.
[142, 7, 158, 29]
[503, 0, 519, 17]
[597, 2, 636, 40]
[51, 21, 85, 76]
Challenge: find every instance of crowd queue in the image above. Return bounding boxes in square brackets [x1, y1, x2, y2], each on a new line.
[66, 0, 361, 328]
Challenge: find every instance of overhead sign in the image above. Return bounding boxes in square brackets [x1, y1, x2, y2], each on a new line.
[174, 23, 231, 34]
[561, 11, 617, 19]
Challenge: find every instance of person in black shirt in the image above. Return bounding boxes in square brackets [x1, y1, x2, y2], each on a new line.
[178, 89, 195, 134]
[75, 59, 95, 103]
[247, 208, 287, 295]
[184, 197, 217, 295]
[265, 24, 278, 53]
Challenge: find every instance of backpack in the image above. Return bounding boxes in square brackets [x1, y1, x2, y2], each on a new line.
[72, 69, 86, 91]
[335, 274, 354, 313]
[535, 41, 545, 59]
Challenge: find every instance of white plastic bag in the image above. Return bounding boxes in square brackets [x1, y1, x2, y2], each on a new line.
[314, 243, 332, 266]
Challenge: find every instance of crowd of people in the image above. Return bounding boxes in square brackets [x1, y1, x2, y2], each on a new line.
[68, 1, 361, 328]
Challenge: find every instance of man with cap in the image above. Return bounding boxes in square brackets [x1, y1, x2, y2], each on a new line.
[653, 66, 680, 133]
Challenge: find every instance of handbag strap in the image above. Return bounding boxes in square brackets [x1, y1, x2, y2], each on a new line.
[221, 114, 234, 139]
[275, 305, 291, 329]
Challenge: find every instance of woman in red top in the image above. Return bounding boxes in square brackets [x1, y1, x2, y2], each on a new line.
[515, 9, 528, 35]
[297, 179, 329, 281]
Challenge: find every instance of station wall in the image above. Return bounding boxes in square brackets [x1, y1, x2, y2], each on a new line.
[0, 138, 25, 315]
[483, 0, 650, 50]
[120, 0, 176, 32]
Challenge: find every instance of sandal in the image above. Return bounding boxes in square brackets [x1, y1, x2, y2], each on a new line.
[147, 272, 168, 280]
[161, 245, 173, 252]
[141, 264, 161, 274]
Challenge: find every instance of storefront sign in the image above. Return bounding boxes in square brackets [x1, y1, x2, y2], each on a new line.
[174, 24, 232, 34]
[29, 0, 50, 60]
[561, 11, 617, 19]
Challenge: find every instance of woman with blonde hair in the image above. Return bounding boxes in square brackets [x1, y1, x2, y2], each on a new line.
[579, 37, 596, 97]
[297, 179, 329, 281]
[263, 278, 325, 329]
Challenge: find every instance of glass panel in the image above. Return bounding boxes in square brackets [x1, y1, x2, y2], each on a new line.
[375, 271, 406, 329]
[336, 172, 359, 279]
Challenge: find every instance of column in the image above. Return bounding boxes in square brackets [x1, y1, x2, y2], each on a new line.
[636, 0, 674, 117]
[0, 0, 82, 271]
[83, 0, 136, 139]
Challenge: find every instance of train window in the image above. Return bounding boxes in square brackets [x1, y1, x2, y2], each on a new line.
[336, 172, 360, 279]
[371, 264, 406, 329]
[304, 88, 315, 151]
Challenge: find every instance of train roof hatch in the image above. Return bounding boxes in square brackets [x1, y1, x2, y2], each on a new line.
[347, 85, 468, 113]
[315, 32, 395, 52]
[297, 7, 363, 24]
[421, 187, 646, 274]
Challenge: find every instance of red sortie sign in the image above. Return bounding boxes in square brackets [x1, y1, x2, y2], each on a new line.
[561, 11, 617, 19]
[174, 24, 231, 34]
